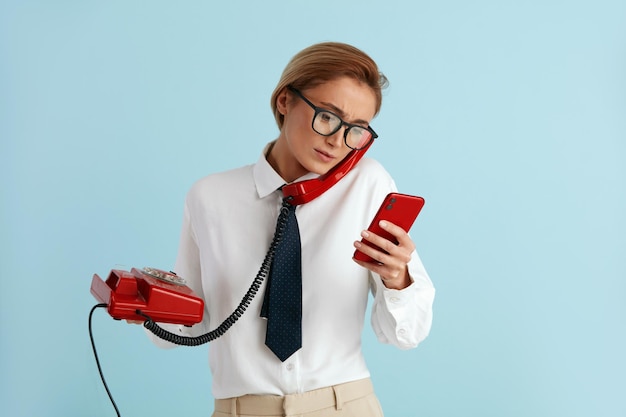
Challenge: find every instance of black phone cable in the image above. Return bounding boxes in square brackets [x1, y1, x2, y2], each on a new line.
[89, 303, 122, 417]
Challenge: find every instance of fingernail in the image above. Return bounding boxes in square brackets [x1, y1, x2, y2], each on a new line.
[379, 220, 388, 228]
[361, 230, 370, 238]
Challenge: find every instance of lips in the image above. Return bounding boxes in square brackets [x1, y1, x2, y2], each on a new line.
[314, 149, 336, 163]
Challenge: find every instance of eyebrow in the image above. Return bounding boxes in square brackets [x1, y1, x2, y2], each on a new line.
[319, 101, 370, 126]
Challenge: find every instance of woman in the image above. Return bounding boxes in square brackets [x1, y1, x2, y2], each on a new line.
[148, 42, 435, 417]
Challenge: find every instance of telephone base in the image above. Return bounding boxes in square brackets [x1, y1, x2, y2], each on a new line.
[90, 268, 204, 326]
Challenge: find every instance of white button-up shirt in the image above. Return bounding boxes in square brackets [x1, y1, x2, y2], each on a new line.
[148, 144, 435, 399]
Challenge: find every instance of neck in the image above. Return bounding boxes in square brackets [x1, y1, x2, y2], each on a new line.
[266, 139, 308, 183]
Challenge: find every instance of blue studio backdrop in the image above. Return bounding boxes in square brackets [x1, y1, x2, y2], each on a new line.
[1, 1, 625, 416]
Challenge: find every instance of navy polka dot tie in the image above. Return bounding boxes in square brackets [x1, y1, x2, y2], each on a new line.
[260, 201, 302, 361]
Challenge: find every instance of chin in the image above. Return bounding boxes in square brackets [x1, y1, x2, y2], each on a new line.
[301, 150, 346, 177]
[308, 161, 335, 177]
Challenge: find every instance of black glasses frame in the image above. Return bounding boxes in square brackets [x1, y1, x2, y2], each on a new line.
[287, 85, 378, 150]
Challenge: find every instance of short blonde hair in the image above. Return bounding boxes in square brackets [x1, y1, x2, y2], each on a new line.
[270, 42, 388, 129]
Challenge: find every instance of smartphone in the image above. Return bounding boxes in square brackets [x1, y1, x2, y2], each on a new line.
[353, 192, 425, 263]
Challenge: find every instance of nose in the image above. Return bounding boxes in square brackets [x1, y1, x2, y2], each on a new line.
[325, 125, 346, 148]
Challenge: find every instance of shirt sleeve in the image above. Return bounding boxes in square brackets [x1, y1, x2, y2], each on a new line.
[145, 196, 210, 348]
[370, 249, 435, 349]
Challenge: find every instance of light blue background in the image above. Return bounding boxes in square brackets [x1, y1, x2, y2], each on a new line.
[1, 1, 625, 416]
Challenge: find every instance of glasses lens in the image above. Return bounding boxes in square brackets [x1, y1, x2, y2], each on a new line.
[313, 111, 342, 135]
[346, 126, 373, 150]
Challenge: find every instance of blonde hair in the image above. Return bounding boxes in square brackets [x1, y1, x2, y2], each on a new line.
[270, 42, 388, 129]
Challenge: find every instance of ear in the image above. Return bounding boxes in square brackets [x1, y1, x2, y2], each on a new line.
[276, 87, 289, 116]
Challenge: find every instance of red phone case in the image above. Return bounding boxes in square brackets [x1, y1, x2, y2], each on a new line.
[353, 193, 425, 263]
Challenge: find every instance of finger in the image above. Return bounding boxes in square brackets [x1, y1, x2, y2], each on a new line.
[359, 229, 402, 259]
[378, 220, 414, 247]
[354, 240, 386, 264]
[375, 221, 416, 257]
[354, 238, 406, 271]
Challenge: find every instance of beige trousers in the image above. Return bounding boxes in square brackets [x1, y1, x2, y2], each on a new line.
[212, 378, 384, 417]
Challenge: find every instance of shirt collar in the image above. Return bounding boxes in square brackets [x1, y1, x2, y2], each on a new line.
[253, 141, 320, 199]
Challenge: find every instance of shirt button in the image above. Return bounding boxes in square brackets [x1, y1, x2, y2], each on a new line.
[398, 328, 406, 335]
[286, 364, 294, 371]
[390, 297, 400, 303]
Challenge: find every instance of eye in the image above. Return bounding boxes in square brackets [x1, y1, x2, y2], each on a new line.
[347, 126, 372, 148]
[318, 111, 336, 124]
[313, 111, 343, 135]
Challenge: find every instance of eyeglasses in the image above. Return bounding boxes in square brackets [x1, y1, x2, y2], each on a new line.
[287, 85, 378, 150]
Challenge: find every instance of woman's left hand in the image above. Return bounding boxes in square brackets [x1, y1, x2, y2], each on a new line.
[353, 220, 415, 290]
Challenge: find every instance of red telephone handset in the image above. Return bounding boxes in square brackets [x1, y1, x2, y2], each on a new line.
[281, 140, 372, 205]
[90, 267, 204, 326]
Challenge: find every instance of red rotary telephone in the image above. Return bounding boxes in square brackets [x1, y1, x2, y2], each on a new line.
[90, 267, 204, 326]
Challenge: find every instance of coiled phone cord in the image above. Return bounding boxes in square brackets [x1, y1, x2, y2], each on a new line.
[139, 198, 293, 346]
